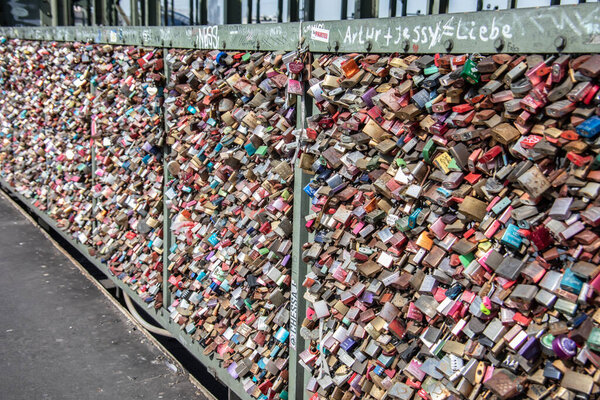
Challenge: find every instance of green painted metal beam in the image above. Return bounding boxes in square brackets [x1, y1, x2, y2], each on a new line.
[0, 24, 300, 51]
[1, 3, 599, 53]
[301, 3, 600, 54]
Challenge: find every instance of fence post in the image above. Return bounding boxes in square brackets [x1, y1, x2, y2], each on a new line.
[289, 38, 314, 400]
[162, 46, 172, 310]
[289, 109, 311, 400]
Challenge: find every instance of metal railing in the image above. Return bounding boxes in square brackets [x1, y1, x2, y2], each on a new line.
[2, 2, 599, 53]
[1, 3, 599, 400]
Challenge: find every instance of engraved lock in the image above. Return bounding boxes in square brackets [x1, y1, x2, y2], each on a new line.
[288, 59, 304, 75]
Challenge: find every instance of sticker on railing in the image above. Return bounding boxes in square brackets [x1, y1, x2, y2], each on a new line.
[310, 27, 329, 43]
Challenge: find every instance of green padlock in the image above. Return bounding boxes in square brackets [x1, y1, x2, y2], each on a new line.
[424, 65, 439, 75]
[591, 154, 600, 170]
[588, 327, 600, 351]
[461, 58, 480, 85]
[422, 139, 437, 164]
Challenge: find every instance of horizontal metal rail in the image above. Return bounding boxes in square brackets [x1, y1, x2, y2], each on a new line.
[0, 3, 599, 53]
[0, 178, 256, 400]
[0, 24, 301, 51]
[302, 3, 600, 54]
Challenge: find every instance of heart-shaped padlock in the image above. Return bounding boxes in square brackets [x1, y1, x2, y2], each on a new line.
[288, 60, 304, 75]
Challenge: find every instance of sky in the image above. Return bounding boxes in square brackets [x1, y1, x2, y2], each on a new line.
[119, 0, 597, 25]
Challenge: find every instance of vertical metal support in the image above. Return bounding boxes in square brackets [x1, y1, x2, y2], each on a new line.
[66, 0, 74, 25]
[97, 0, 105, 25]
[46, 190, 50, 214]
[131, 0, 139, 25]
[87, 0, 93, 25]
[57, 0, 74, 25]
[354, 0, 378, 19]
[146, 0, 160, 25]
[170, 0, 175, 25]
[163, 0, 169, 25]
[341, 0, 348, 19]
[225, 0, 242, 23]
[507, 0, 517, 8]
[90, 79, 98, 230]
[290, 166, 310, 400]
[51, 0, 60, 25]
[162, 48, 172, 310]
[91, 136, 97, 231]
[290, 87, 311, 400]
[140, 0, 146, 24]
[353, 0, 361, 18]
[247, 0, 253, 23]
[256, 0, 261, 23]
[46, 128, 52, 212]
[389, 0, 397, 17]
[40, 0, 55, 26]
[199, 0, 207, 24]
[476, 0, 483, 11]
[111, 0, 119, 25]
[106, 0, 112, 25]
[427, 0, 448, 15]
[277, 0, 283, 22]
[105, 0, 110, 25]
[303, 0, 314, 21]
[162, 152, 172, 309]
[189, 0, 194, 24]
[288, 0, 299, 21]
[93, 0, 107, 25]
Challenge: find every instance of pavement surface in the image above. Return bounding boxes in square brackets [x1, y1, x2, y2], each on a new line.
[0, 193, 208, 400]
